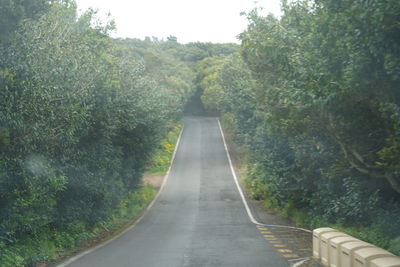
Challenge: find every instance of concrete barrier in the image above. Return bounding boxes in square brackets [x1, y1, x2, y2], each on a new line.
[354, 247, 394, 267]
[329, 236, 360, 267]
[370, 257, 400, 267]
[313, 227, 337, 260]
[340, 241, 375, 267]
[320, 232, 349, 266]
[312, 228, 400, 267]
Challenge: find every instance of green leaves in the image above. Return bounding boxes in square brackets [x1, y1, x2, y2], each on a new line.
[0, 1, 194, 262]
[206, 0, 400, 250]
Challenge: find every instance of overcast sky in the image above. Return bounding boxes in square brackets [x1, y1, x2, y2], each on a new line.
[75, 0, 282, 43]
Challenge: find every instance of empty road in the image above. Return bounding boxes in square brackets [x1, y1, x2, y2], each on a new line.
[64, 117, 288, 267]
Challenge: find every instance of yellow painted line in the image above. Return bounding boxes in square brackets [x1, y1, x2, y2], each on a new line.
[282, 254, 300, 258]
[260, 231, 272, 234]
[299, 248, 312, 251]
[273, 244, 286, 248]
[278, 249, 292, 253]
[265, 238, 278, 241]
[270, 241, 282, 244]
[263, 235, 275, 238]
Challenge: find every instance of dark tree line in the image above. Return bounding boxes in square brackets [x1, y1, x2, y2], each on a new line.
[0, 1, 221, 265]
[0, 1, 239, 264]
[201, 0, 400, 254]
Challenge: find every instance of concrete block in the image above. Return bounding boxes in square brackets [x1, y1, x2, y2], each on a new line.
[340, 241, 375, 267]
[320, 232, 349, 266]
[329, 236, 360, 267]
[370, 256, 400, 267]
[354, 247, 394, 267]
[314, 227, 337, 260]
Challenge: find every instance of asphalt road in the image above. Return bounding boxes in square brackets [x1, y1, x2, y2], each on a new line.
[65, 117, 289, 267]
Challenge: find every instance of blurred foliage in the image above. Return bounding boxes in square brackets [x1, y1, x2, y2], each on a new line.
[146, 124, 182, 175]
[201, 0, 400, 254]
[0, 185, 156, 266]
[0, 0, 202, 264]
[4, 0, 400, 261]
[0, 0, 52, 43]
[0, 0, 239, 263]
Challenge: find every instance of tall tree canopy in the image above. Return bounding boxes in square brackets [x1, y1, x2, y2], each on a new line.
[200, 0, 400, 253]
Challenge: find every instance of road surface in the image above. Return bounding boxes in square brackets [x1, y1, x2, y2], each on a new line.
[65, 117, 289, 267]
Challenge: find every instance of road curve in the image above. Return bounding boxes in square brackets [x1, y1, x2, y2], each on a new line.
[65, 117, 288, 267]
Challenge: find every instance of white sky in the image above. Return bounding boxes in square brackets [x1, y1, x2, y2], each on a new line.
[75, 0, 282, 43]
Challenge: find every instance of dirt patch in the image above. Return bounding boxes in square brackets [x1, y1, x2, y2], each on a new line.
[142, 173, 165, 190]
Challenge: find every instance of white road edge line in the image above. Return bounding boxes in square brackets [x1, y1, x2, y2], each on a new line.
[56, 127, 185, 267]
[290, 258, 310, 267]
[288, 257, 310, 262]
[217, 119, 312, 233]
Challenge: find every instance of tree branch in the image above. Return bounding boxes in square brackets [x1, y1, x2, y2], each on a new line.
[327, 113, 400, 194]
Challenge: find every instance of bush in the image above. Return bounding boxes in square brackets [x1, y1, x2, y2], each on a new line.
[205, 0, 400, 254]
[146, 124, 182, 175]
[0, 2, 193, 264]
[0, 242, 25, 267]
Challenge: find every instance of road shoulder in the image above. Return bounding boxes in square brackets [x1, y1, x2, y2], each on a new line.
[220, 122, 321, 267]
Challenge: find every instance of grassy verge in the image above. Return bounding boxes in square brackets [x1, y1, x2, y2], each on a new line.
[145, 124, 182, 175]
[0, 186, 157, 267]
[0, 124, 182, 267]
[220, 114, 400, 256]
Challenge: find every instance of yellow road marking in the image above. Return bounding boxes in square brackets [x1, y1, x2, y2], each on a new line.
[263, 235, 275, 238]
[278, 249, 292, 253]
[273, 244, 286, 248]
[265, 238, 278, 241]
[282, 254, 300, 258]
[260, 231, 272, 234]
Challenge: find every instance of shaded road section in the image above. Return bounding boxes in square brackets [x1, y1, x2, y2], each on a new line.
[65, 117, 288, 267]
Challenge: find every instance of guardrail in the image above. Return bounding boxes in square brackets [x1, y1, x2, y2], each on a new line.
[313, 227, 400, 267]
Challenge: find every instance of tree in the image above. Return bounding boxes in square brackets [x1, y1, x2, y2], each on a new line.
[0, 0, 52, 43]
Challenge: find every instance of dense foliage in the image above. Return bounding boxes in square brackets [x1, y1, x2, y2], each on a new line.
[201, 0, 400, 253]
[3, 0, 398, 263]
[0, 1, 199, 265]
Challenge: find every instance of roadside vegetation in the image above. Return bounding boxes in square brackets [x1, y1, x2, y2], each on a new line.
[0, 1, 237, 265]
[146, 124, 182, 175]
[0, 1, 191, 264]
[200, 0, 400, 256]
[1, 0, 399, 264]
